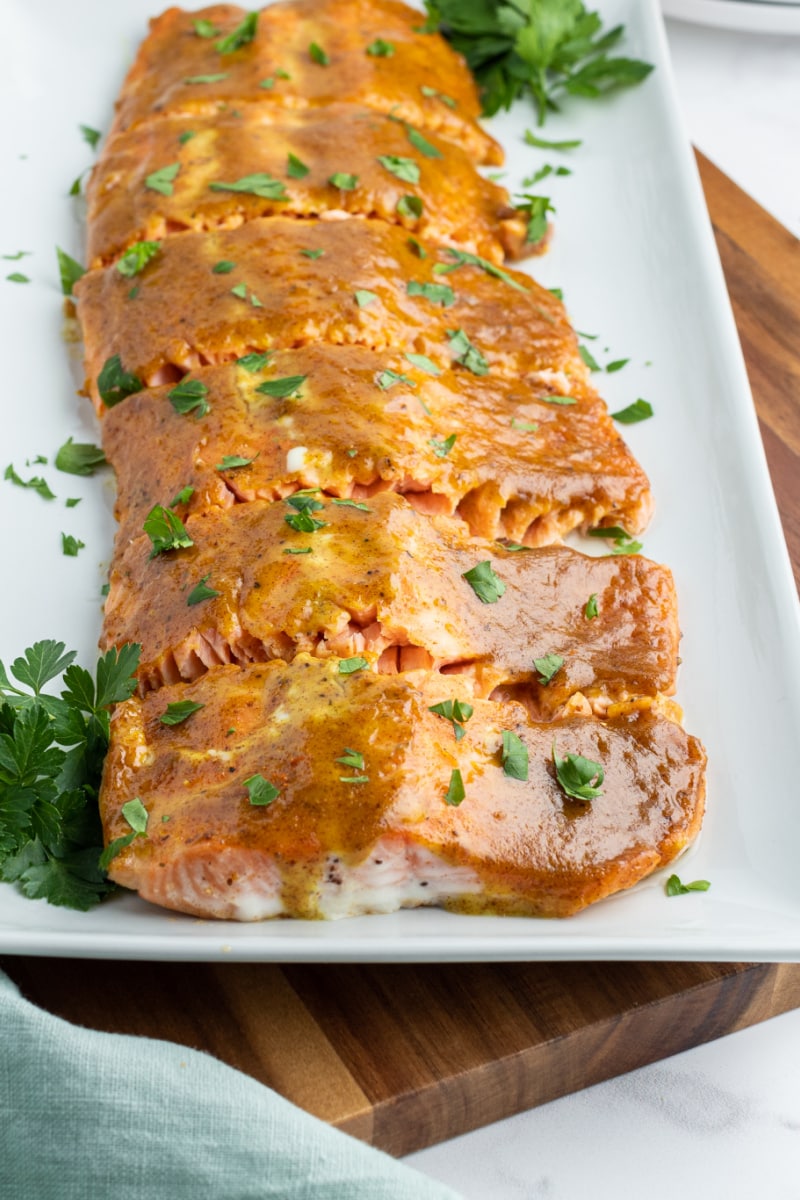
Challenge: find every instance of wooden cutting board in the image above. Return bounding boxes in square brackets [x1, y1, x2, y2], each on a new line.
[3, 153, 799, 1159]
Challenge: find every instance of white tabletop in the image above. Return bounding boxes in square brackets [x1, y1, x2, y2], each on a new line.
[405, 15, 800, 1197]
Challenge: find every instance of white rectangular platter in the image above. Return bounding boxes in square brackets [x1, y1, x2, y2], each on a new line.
[1, 0, 799, 961]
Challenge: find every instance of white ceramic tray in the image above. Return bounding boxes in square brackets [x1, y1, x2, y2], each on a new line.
[663, 0, 800, 34]
[1, 0, 799, 961]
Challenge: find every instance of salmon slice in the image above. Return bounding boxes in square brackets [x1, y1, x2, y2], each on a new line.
[109, 1, 502, 165]
[88, 104, 529, 269]
[100, 348, 652, 547]
[100, 657, 706, 920]
[102, 491, 679, 712]
[75, 216, 584, 408]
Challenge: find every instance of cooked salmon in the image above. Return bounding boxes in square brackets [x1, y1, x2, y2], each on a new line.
[102, 491, 679, 712]
[100, 656, 706, 920]
[88, 104, 528, 269]
[99, 348, 653, 549]
[75, 216, 584, 407]
[109, 1, 502, 165]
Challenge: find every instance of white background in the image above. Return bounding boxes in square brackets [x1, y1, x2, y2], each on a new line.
[407, 13, 800, 1196]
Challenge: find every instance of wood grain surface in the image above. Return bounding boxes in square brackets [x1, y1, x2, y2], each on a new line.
[2, 152, 799, 1158]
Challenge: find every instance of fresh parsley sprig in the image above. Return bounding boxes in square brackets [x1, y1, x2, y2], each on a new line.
[0, 640, 140, 910]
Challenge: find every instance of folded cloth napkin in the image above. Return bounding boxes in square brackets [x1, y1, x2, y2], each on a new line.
[0, 969, 459, 1200]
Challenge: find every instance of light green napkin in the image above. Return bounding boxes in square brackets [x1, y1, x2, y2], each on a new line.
[0, 969, 459, 1199]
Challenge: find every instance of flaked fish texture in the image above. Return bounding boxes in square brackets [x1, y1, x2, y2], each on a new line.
[109, 0, 502, 164]
[103, 491, 680, 712]
[88, 104, 529, 269]
[100, 348, 653, 547]
[76, 216, 585, 407]
[100, 656, 706, 921]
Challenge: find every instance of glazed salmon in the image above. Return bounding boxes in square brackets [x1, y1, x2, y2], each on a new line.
[87, 104, 528, 269]
[75, 216, 583, 408]
[102, 491, 679, 712]
[100, 656, 706, 920]
[100, 348, 653, 548]
[109, 1, 502, 165]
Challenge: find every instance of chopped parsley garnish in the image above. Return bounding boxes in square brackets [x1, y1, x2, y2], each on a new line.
[606, 358, 630, 373]
[6, 273, 29, 283]
[61, 533, 85, 557]
[55, 247, 85, 296]
[404, 352, 440, 375]
[447, 328, 489, 376]
[584, 593, 599, 620]
[287, 153, 310, 179]
[143, 505, 194, 558]
[423, 3, 653, 124]
[420, 84, 456, 107]
[54, 438, 106, 477]
[396, 194, 423, 219]
[331, 498, 370, 511]
[99, 798, 150, 871]
[354, 288, 379, 308]
[256, 375, 307, 399]
[183, 73, 229, 85]
[244, 774, 280, 806]
[501, 542, 532, 552]
[462, 560, 505, 604]
[511, 418, 538, 432]
[4, 465, 55, 500]
[444, 768, 465, 806]
[428, 698, 474, 741]
[338, 656, 368, 674]
[213, 260, 236, 274]
[187, 574, 221, 605]
[665, 874, 711, 897]
[178, 130, 197, 144]
[97, 355, 144, 408]
[328, 172, 358, 190]
[524, 130, 582, 151]
[611, 398, 653, 424]
[284, 495, 327, 532]
[144, 163, 181, 195]
[376, 367, 416, 391]
[309, 41, 329, 65]
[1, 251, 30, 261]
[404, 124, 441, 158]
[429, 434, 456, 458]
[116, 240, 161, 278]
[168, 379, 210, 417]
[283, 547, 312, 555]
[193, 18, 219, 37]
[542, 395, 576, 405]
[216, 454, 258, 470]
[337, 747, 368, 783]
[534, 654, 563, 686]
[160, 699, 204, 726]
[238, 352, 272, 372]
[170, 485, 194, 506]
[516, 193, 555, 245]
[501, 730, 528, 781]
[523, 164, 571, 185]
[300, 248, 325, 259]
[209, 174, 288, 200]
[216, 11, 258, 54]
[549, 286, 563, 300]
[66, 498, 81, 509]
[79, 124, 101, 150]
[587, 525, 643, 555]
[377, 154, 420, 184]
[286, 492, 323, 512]
[552, 744, 604, 802]
[579, 343, 601, 371]
[407, 235, 427, 258]
[407, 279, 454, 307]
[433, 247, 528, 293]
[366, 37, 395, 55]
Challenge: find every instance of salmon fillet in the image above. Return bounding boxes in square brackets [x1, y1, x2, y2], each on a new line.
[75, 216, 585, 407]
[109, 1, 502, 165]
[102, 491, 679, 711]
[100, 656, 706, 920]
[87, 104, 528, 269]
[99, 348, 653, 548]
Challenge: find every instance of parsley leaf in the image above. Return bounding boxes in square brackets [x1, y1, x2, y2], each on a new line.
[444, 768, 465, 806]
[420, 84, 457, 108]
[216, 454, 258, 470]
[328, 172, 358, 190]
[462, 561, 505, 604]
[611, 398, 653, 424]
[183, 73, 229, 85]
[216, 11, 258, 54]
[606, 358, 630, 373]
[237, 352, 272, 372]
[404, 352, 440, 375]
[331, 499, 370, 511]
[256, 375, 307, 399]
[55, 439, 106, 477]
[244, 774, 280, 806]
[144, 163, 181, 195]
[366, 38, 394, 56]
[300, 248, 325, 259]
[397, 194, 423, 219]
[337, 747, 369, 783]
[552, 743, 604, 801]
[404, 124, 442, 158]
[6, 272, 30, 283]
[287, 153, 310, 179]
[433, 247, 529, 293]
[579, 343, 601, 371]
[213, 260, 236, 274]
[170, 485, 194, 507]
[377, 368, 415, 390]
[160, 699, 205, 726]
[354, 289, 378, 308]
[429, 434, 456, 458]
[428, 698, 473, 741]
[116, 240, 161, 278]
[338, 657, 368, 674]
[407, 279, 454, 307]
[55, 247, 85, 296]
[516, 193, 555, 245]
[534, 653, 563, 686]
[79, 124, 102, 150]
[143, 505, 194, 558]
[4, 465, 55, 500]
[309, 41, 329, 65]
[524, 130, 582, 150]
[584, 593, 599, 620]
[665, 874, 711, 897]
[511, 418, 539, 432]
[168, 379, 210, 417]
[187, 574, 221, 606]
[447, 328, 489, 375]
[193, 18, 218, 37]
[501, 730, 528, 781]
[377, 155, 420, 184]
[209, 174, 288, 200]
